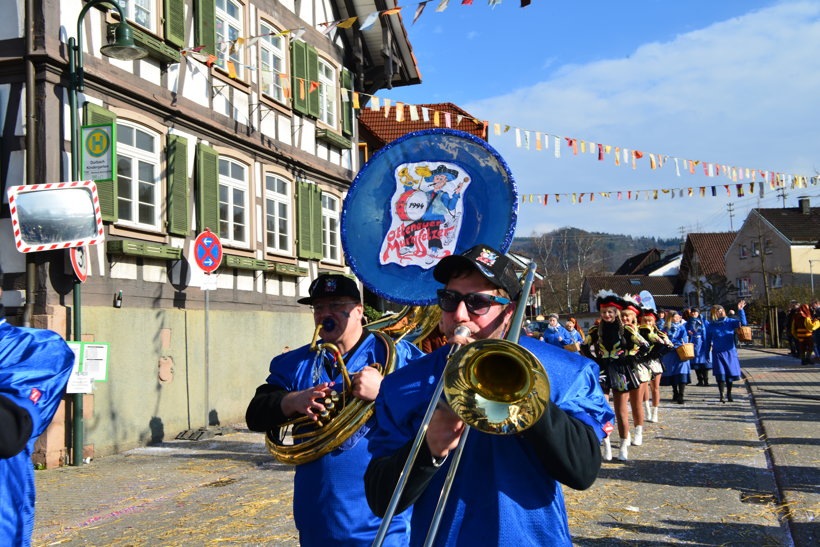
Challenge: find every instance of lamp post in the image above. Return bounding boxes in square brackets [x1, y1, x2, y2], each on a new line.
[67, 0, 146, 466]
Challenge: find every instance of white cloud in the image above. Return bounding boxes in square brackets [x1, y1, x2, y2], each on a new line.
[465, 2, 820, 237]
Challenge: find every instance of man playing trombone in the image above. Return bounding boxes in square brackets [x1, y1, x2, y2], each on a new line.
[364, 245, 614, 546]
[246, 274, 423, 546]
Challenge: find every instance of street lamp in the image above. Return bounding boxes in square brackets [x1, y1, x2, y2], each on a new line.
[67, 0, 146, 466]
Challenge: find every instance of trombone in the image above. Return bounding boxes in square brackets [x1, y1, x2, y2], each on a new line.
[373, 263, 549, 547]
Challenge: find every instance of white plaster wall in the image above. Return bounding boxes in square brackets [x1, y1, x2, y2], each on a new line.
[299, 117, 316, 154]
[110, 256, 138, 279]
[233, 90, 250, 126]
[139, 57, 163, 84]
[265, 275, 279, 295]
[143, 263, 167, 283]
[237, 270, 254, 291]
[183, 57, 211, 107]
[282, 277, 297, 297]
[217, 271, 233, 289]
[280, 0, 295, 14]
[277, 114, 292, 146]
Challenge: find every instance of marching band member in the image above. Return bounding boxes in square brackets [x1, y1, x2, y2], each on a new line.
[637, 306, 673, 423]
[0, 266, 75, 546]
[246, 274, 423, 546]
[580, 291, 648, 461]
[660, 311, 691, 404]
[704, 301, 747, 402]
[364, 245, 613, 547]
[687, 308, 711, 386]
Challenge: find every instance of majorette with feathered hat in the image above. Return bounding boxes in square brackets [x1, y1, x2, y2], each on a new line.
[580, 290, 649, 461]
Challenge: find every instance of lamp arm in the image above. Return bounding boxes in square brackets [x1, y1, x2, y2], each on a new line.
[74, 0, 128, 92]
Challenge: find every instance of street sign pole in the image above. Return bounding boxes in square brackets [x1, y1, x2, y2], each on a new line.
[204, 283, 210, 429]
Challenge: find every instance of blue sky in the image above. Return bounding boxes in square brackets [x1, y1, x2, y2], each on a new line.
[381, 1, 820, 238]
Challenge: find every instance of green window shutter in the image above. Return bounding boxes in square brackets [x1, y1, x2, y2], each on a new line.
[341, 68, 353, 137]
[166, 134, 189, 236]
[306, 45, 320, 118]
[164, 0, 186, 48]
[291, 40, 308, 115]
[297, 181, 321, 260]
[195, 143, 219, 233]
[82, 102, 118, 222]
[195, 0, 215, 56]
[312, 190, 324, 258]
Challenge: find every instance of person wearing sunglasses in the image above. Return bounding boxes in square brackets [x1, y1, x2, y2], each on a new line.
[246, 273, 423, 546]
[364, 245, 614, 547]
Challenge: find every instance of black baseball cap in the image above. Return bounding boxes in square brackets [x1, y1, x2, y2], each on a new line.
[433, 245, 521, 300]
[297, 274, 361, 305]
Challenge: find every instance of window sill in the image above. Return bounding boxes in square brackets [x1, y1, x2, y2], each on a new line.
[107, 239, 182, 260]
[260, 93, 291, 116]
[316, 128, 351, 149]
[212, 66, 252, 92]
[109, 224, 168, 243]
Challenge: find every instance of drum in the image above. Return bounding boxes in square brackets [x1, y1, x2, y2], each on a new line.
[395, 190, 428, 222]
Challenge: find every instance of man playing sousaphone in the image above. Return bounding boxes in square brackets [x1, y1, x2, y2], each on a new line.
[245, 274, 422, 546]
[364, 245, 614, 546]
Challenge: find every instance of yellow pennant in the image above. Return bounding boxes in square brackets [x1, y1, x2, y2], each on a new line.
[352, 92, 360, 109]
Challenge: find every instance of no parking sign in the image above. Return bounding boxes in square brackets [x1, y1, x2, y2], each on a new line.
[194, 229, 223, 274]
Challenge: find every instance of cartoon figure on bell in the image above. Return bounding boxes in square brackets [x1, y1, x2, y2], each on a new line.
[380, 161, 470, 269]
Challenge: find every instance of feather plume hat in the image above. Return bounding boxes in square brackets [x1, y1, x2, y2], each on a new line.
[595, 289, 625, 309]
[621, 294, 642, 314]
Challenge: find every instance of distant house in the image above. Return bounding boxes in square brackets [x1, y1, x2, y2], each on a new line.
[358, 102, 488, 163]
[679, 232, 738, 307]
[725, 197, 820, 299]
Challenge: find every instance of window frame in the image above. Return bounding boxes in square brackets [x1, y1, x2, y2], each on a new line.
[751, 240, 760, 257]
[739, 244, 748, 259]
[259, 20, 288, 105]
[117, 0, 157, 33]
[737, 277, 752, 297]
[217, 156, 250, 248]
[264, 173, 292, 256]
[321, 193, 341, 263]
[115, 120, 162, 232]
[317, 57, 337, 128]
[215, 0, 245, 78]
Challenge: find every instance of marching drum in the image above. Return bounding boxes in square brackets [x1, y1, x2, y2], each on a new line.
[395, 189, 428, 222]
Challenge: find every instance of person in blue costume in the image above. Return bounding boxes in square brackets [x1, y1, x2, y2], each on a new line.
[364, 245, 614, 547]
[686, 308, 711, 386]
[704, 300, 747, 403]
[246, 274, 423, 546]
[660, 311, 691, 404]
[564, 320, 584, 345]
[0, 266, 74, 546]
[540, 313, 572, 349]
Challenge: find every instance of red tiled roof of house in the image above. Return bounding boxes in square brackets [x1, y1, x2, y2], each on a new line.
[684, 232, 737, 277]
[358, 102, 487, 145]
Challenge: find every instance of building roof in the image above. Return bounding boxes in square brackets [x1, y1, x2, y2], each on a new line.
[582, 275, 684, 309]
[755, 206, 820, 244]
[681, 232, 737, 277]
[614, 249, 663, 275]
[358, 102, 487, 146]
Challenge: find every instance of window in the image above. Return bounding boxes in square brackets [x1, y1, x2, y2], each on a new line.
[116, 122, 161, 230]
[737, 277, 752, 297]
[739, 245, 748, 259]
[321, 194, 340, 262]
[318, 58, 337, 127]
[216, 0, 243, 77]
[218, 157, 248, 246]
[265, 174, 291, 254]
[764, 239, 773, 254]
[751, 241, 760, 256]
[259, 22, 286, 103]
[117, 0, 155, 32]
[770, 274, 782, 288]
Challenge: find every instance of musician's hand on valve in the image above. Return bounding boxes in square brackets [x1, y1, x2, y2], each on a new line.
[426, 405, 465, 459]
[281, 382, 335, 420]
[351, 365, 382, 402]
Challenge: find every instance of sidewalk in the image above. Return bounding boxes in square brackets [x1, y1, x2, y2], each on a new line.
[32, 349, 818, 546]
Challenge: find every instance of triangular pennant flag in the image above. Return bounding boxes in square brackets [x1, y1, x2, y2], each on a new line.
[535, 132, 542, 151]
[444, 112, 452, 128]
[337, 17, 358, 29]
[308, 81, 320, 93]
[413, 2, 429, 24]
[395, 102, 404, 122]
[436, 0, 450, 12]
[433, 110, 440, 126]
[352, 92, 360, 109]
[359, 12, 379, 31]
[494, 123, 501, 136]
[370, 96, 380, 111]
[382, 7, 402, 16]
[421, 107, 429, 122]
[409, 104, 419, 121]
[554, 136, 561, 158]
[227, 61, 237, 79]
[515, 128, 522, 148]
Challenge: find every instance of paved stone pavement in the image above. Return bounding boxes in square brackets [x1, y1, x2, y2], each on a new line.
[32, 348, 817, 546]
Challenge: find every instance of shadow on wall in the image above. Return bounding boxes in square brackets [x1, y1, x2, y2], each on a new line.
[149, 416, 164, 444]
[209, 409, 220, 427]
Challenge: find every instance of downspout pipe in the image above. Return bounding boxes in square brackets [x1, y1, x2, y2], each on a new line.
[23, 0, 36, 327]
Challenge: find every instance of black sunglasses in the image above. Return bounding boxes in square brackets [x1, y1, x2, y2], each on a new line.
[437, 289, 510, 315]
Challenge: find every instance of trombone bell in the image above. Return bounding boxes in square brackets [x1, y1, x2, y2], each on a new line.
[443, 339, 550, 435]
